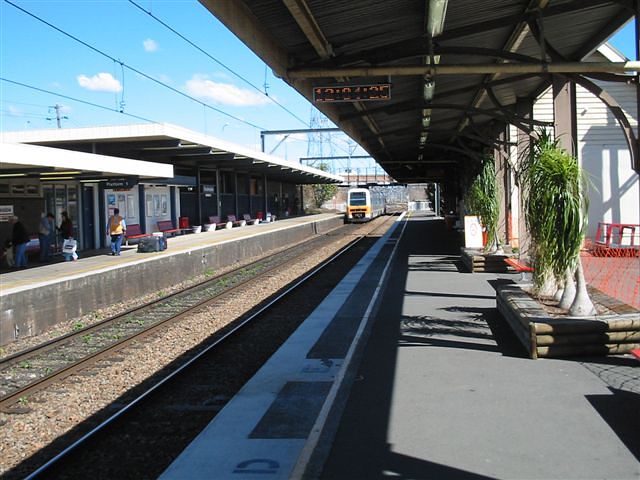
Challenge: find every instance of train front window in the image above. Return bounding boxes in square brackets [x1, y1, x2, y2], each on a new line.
[349, 192, 367, 206]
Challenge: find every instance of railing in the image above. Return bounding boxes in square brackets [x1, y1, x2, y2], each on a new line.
[590, 222, 639, 257]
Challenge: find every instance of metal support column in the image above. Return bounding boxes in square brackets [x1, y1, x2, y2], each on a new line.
[196, 167, 202, 225]
[138, 184, 146, 232]
[98, 182, 106, 248]
[170, 186, 177, 227]
[215, 169, 221, 217]
[234, 172, 239, 217]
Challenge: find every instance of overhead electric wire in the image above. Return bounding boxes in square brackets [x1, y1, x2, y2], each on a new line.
[1, 77, 157, 124]
[0, 109, 49, 120]
[4, 0, 266, 131]
[3, 0, 368, 164]
[128, 0, 309, 127]
[1, 99, 52, 109]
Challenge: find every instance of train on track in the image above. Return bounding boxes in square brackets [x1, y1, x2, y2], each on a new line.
[345, 187, 386, 223]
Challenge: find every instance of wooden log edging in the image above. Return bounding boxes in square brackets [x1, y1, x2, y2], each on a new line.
[496, 284, 640, 359]
[460, 248, 512, 273]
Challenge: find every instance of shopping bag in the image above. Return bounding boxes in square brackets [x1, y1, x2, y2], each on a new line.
[62, 238, 77, 254]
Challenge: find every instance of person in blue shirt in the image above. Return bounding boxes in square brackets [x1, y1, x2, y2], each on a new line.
[38, 212, 55, 262]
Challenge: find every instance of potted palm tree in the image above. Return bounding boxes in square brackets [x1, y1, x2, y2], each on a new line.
[520, 130, 595, 315]
[464, 155, 500, 253]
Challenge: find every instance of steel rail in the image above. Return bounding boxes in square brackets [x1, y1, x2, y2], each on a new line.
[22, 215, 396, 479]
[0, 223, 372, 409]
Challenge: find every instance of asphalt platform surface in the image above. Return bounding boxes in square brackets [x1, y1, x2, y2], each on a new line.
[319, 213, 639, 480]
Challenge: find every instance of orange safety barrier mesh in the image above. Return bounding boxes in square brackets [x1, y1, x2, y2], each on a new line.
[590, 223, 640, 258]
[581, 243, 640, 309]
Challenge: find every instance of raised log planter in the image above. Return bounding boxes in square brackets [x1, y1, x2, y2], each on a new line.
[496, 283, 640, 359]
[461, 248, 512, 273]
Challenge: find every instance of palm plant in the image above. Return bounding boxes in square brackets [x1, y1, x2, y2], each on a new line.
[464, 155, 499, 252]
[520, 129, 595, 315]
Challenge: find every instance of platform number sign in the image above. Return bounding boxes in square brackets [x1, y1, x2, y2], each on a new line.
[313, 84, 391, 103]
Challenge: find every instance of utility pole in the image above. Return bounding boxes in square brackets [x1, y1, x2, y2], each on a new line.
[47, 104, 67, 128]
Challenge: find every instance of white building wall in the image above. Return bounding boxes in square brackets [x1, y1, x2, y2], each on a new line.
[576, 81, 639, 238]
[531, 79, 639, 239]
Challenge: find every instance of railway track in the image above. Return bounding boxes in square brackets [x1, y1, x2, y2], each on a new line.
[1, 214, 398, 479]
[3, 217, 394, 479]
[0, 217, 393, 412]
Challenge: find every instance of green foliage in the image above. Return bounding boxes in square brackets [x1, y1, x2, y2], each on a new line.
[310, 163, 338, 208]
[464, 155, 499, 251]
[520, 129, 588, 289]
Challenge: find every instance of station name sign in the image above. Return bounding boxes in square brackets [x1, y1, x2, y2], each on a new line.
[313, 84, 391, 103]
[105, 177, 137, 189]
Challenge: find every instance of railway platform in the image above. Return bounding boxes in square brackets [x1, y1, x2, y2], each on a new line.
[0, 213, 343, 346]
[160, 212, 639, 480]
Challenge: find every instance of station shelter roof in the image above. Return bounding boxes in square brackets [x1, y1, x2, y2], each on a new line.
[0, 141, 173, 181]
[1, 123, 344, 185]
[198, 0, 637, 183]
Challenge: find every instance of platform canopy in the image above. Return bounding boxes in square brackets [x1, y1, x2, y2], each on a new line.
[198, 0, 637, 183]
[0, 141, 174, 179]
[1, 123, 343, 185]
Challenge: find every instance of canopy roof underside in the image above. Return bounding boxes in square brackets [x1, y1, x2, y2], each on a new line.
[199, 0, 636, 183]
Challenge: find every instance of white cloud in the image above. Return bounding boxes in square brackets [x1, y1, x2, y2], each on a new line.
[184, 75, 270, 106]
[157, 73, 173, 84]
[7, 105, 23, 117]
[143, 38, 158, 52]
[77, 72, 122, 93]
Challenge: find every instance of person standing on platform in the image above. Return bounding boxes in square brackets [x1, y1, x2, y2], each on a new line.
[59, 211, 73, 241]
[10, 215, 29, 268]
[59, 211, 78, 261]
[107, 208, 126, 256]
[38, 212, 55, 262]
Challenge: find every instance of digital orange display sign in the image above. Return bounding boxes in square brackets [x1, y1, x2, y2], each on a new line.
[313, 84, 391, 102]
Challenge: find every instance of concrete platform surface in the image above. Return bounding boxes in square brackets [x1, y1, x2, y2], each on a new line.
[160, 213, 638, 480]
[159, 213, 405, 480]
[320, 214, 640, 480]
[0, 213, 343, 346]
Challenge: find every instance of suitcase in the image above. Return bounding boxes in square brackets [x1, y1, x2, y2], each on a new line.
[137, 235, 167, 253]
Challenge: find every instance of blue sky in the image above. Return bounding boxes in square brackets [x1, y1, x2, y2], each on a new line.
[1, 1, 637, 174]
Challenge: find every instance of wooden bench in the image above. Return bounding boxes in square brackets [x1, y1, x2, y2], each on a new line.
[227, 214, 246, 227]
[504, 257, 534, 273]
[207, 216, 232, 230]
[125, 224, 150, 245]
[243, 213, 259, 225]
[157, 220, 180, 236]
[504, 257, 534, 281]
